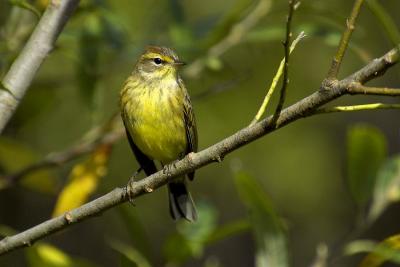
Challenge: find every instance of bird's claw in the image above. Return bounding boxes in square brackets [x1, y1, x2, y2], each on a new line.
[125, 168, 142, 206]
[162, 160, 178, 177]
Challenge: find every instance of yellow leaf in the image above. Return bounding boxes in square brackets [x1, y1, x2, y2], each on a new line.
[35, 244, 71, 267]
[52, 144, 111, 217]
[26, 242, 97, 267]
[359, 234, 400, 267]
[35, 0, 49, 11]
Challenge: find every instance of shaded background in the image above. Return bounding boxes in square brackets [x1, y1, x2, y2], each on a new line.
[0, 0, 400, 266]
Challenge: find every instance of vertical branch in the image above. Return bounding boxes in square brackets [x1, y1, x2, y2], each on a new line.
[270, 0, 298, 127]
[0, 0, 80, 133]
[325, 0, 365, 80]
[250, 31, 305, 126]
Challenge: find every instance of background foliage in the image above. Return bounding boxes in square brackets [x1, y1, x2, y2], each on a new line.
[0, 0, 400, 266]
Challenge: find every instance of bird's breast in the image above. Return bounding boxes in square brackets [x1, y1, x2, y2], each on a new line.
[121, 82, 187, 163]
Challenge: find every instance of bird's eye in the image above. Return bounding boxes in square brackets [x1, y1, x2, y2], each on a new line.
[153, 58, 163, 65]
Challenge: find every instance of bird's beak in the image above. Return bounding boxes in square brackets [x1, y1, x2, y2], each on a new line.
[173, 61, 186, 66]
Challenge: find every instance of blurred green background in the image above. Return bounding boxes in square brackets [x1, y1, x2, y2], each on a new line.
[0, 0, 400, 266]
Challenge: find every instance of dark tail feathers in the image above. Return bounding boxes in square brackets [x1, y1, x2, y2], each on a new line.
[168, 181, 197, 222]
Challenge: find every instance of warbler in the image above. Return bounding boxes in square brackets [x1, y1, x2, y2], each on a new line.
[120, 46, 198, 222]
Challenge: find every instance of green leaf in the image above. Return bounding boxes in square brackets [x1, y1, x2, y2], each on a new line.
[178, 203, 217, 255]
[163, 231, 193, 264]
[0, 137, 57, 193]
[324, 32, 341, 46]
[205, 56, 223, 71]
[234, 171, 289, 267]
[110, 240, 152, 267]
[117, 205, 153, 260]
[347, 124, 387, 206]
[368, 156, 400, 222]
[206, 219, 250, 244]
[345, 235, 400, 267]
[163, 202, 218, 264]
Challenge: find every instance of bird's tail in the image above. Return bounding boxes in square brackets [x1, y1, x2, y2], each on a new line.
[168, 180, 197, 222]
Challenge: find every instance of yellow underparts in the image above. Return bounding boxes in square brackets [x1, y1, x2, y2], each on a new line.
[121, 77, 187, 164]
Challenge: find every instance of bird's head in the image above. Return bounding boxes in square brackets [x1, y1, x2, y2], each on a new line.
[136, 46, 185, 80]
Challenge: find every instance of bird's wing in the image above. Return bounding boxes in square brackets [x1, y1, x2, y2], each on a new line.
[181, 79, 198, 181]
[122, 116, 157, 176]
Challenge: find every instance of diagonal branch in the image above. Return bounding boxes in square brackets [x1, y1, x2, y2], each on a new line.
[0, 0, 80, 133]
[345, 44, 399, 84]
[0, 44, 399, 256]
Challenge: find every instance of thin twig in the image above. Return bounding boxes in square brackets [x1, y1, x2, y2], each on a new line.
[315, 103, 400, 114]
[0, 42, 398, 256]
[250, 31, 305, 126]
[270, 0, 298, 127]
[347, 84, 400, 96]
[325, 0, 365, 80]
[2, 128, 124, 187]
[1, 114, 123, 187]
[0, 0, 80, 133]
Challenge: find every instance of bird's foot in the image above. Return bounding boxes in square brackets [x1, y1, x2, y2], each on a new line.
[162, 164, 171, 176]
[124, 167, 142, 206]
[162, 160, 179, 177]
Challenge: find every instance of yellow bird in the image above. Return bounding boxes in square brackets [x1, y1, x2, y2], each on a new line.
[120, 46, 197, 221]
